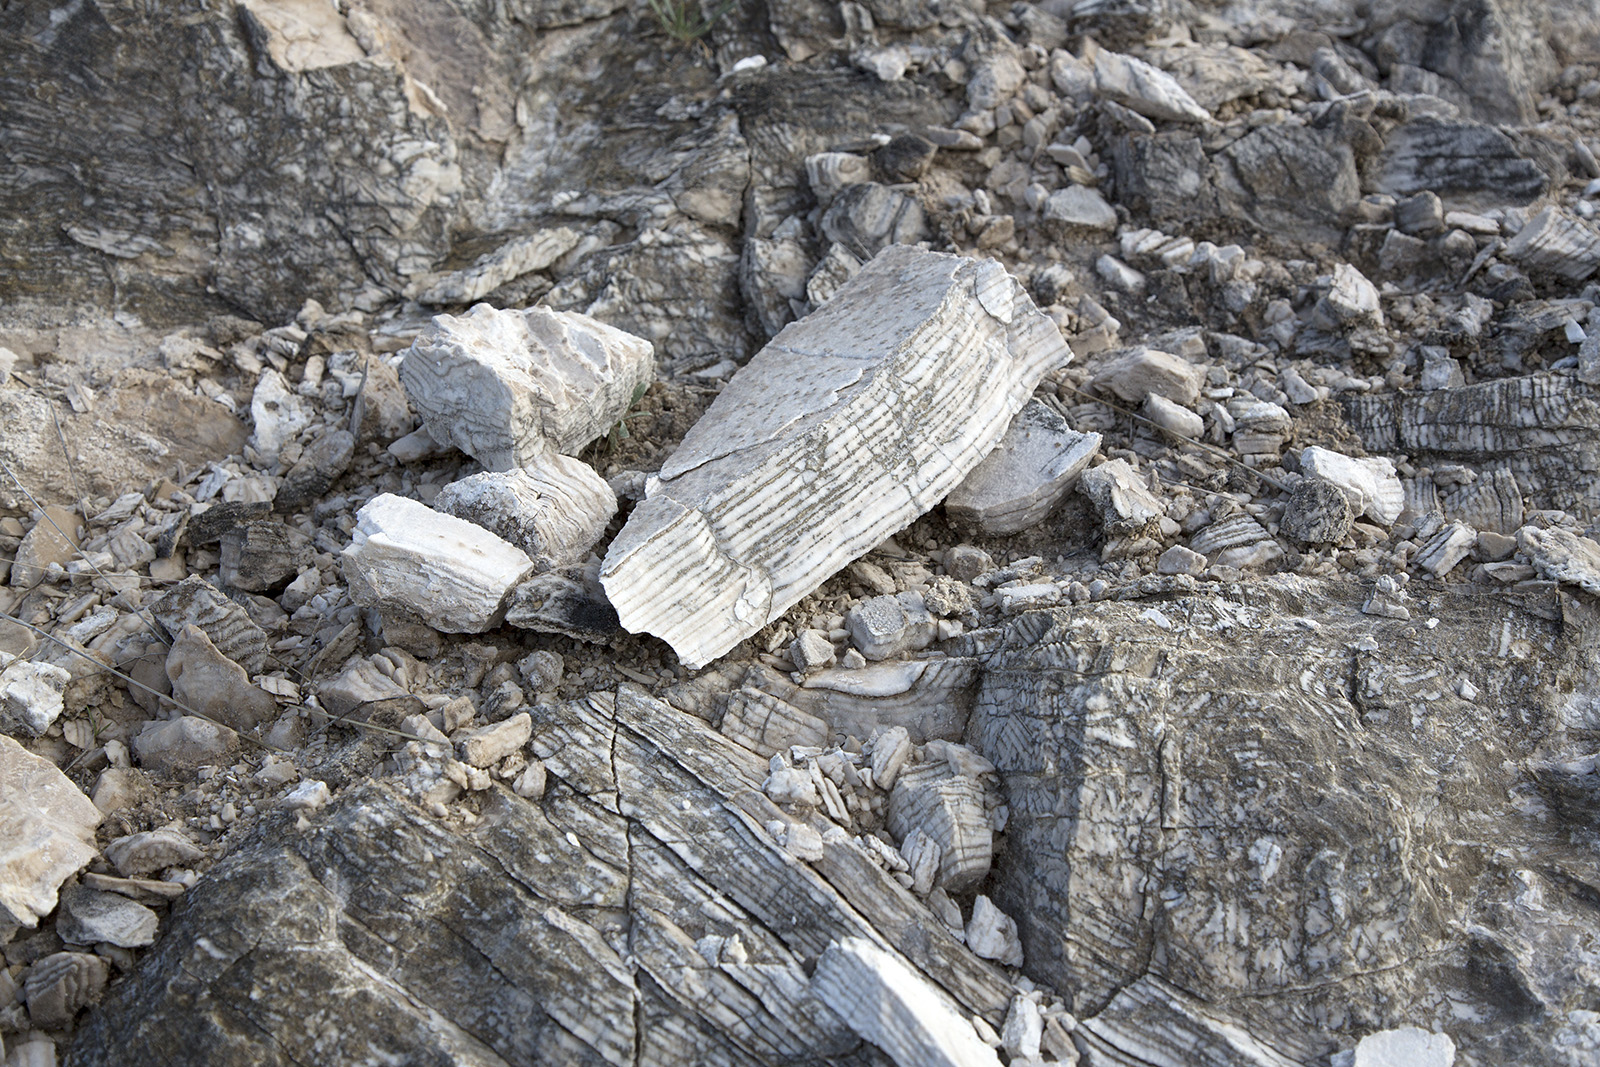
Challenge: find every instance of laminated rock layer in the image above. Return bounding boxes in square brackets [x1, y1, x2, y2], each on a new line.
[601, 246, 1071, 669]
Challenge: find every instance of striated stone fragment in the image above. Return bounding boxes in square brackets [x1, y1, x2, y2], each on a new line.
[1078, 458, 1163, 534]
[105, 829, 204, 878]
[1092, 49, 1210, 124]
[1042, 185, 1117, 233]
[819, 183, 928, 262]
[0, 734, 102, 928]
[342, 494, 535, 633]
[812, 937, 1002, 1067]
[1313, 263, 1384, 331]
[1517, 527, 1600, 595]
[1415, 522, 1476, 578]
[456, 712, 533, 769]
[887, 764, 992, 893]
[23, 951, 109, 1030]
[600, 247, 1070, 669]
[503, 573, 619, 641]
[149, 576, 268, 675]
[1282, 477, 1355, 545]
[400, 303, 654, 471]
[1300, 447, 1404, 526]
[1142, 393, 1203, 439]
[132, 716, 239, 777]
[0, 656, 71, 737]
[1373, 119, 1547, 209]
[945, 400, 1100, 535]
[56, 884, 159, 948]
[1503, 206, 1600, 282]
[1090, 346, 1203, 407]
[165, 625, 276, 731]
[275, 428, 355, 510]
[219, 521, 314, 593]
[432, 459, 617, 573]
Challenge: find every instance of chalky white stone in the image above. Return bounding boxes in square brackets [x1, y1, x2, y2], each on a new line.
[811, 937, 1002, 1067]
[600, 246, 1070, 669]
[433, 458, 617, 573]
[1299, 446, 1404, 526]
[342, 494, 535, 633]
[401, 303, 654, 471]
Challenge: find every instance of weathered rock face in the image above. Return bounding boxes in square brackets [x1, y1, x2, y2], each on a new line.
[0, 735, 102, 929]
[67, 687, 1013, 1067]
[973, 580, 1598, 1063]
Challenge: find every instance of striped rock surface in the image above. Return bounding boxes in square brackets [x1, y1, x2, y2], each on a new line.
[600, 246, 1071, 669]
[401, 303, 654, 471]
[433, 457, 618, 574]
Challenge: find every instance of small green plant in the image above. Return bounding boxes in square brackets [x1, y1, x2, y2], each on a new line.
[646, 0, 736, 46]
[588, 380, 652, 461]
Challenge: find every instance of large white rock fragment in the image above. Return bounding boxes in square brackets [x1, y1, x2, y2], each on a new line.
[1503, 206, 1600, 281]
[600, 246, 1070, 669]
[0, 734, 102, 928]
[432, 458, 617, 573]
[811, 937, 1002, 1067]
[1313, 263, 1384, 331]
[945, 400, 1101, 535]
[401, 303, 654, 471]
[1093, 49, 1211, 124]
[0, 654, 72, 737]
[1517, 526, 1600, 595]
[1299, 447, 1404, 526]
[342, 494, 536, 633]
[1089, 346, 1203, 407]
[1353, 1026, 1456, 1067]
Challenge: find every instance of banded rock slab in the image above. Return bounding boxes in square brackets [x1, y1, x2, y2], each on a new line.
[601, 246, 1071, 669]
[401, 303, 654, 471]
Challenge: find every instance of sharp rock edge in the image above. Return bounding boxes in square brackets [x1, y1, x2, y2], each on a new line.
[600, 246, 1070, 669]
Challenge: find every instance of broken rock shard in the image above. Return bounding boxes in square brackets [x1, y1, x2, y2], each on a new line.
[400, 303, 654, 471]
[811, 937, 1002, 1067]
[600, 246, 1070, 669]
[342, 494, 536, 633]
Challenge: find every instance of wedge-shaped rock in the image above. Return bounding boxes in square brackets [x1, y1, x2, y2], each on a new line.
[887, 763, 993, 893]
[150, 576, 268, 675]
[401, 303, 654, 471]
[1504, 207, 1600, 282]
[342, 494, 535, 633]
[1299, 447, 1404, 526]
[1518, 526, 1600, 595]
[945, 400, 1101, 535]
[1093, 49, 1211, 124]
[433, 458, 617, 573]
[812, 937, 1001, 1067]
[0, 734, 102, 928]
[601, 246, 1070, 669]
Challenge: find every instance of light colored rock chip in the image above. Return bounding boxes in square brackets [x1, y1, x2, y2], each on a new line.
[166, 625, 277, 731]
[400, 303, 654, 471]
[965, 894, 1023, 967]
[1415, 522, 1477, 577]
[847, 592, 935, 661]
[1089, 347, 1203, 407]
[887, 764, 993, 893]
[789, 629, 836, 673]
[0, 734, 102, 928]
[1142, 393, 1203, 439]
[248, 368, 311, 466]
[105, 828, 205, 878]
[342, 494, 535, 633]
[600, 246, 1070, 669]
[56, 884, 160, 948]
[1078, 458, 1164, 533]
[1158, 545, 1207, 576]
[1313, 263, 1384, 331]
[1042, 185, 1117, 233]
[432, 459, 617, 574]
[1517, 526, 1600, 594]
[1093, 49, 1211, 123]
[1503, 206, 1600, 281]
[9, 505, 81, 589]
[811, 937, 1002, 1067]
[1299, 447, 1404, 526]
[0, 656, 71, 737]
[945, 400, 1101, 535]
[1353, 1026, 1456, 1067]
[131, 716, 239, 777]
[456, 711, 533, 768]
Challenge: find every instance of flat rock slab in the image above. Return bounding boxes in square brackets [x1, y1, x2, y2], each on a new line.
[944, 400, 1101, 535]
[0, 734, 102, 928]
[401, 303, 654, 471]
[342, 494, 535, 633]
[601, 246, 1070, 669]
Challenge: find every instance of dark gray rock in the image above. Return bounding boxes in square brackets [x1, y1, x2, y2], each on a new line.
[274, 429, 356, 512]
[1281, 476, 1355, 545]
[1372, 118, 1548, 209]
[219, 522, 314, 594]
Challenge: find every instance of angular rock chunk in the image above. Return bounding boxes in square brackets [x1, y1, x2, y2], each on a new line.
[150, 575, 268, 675]
[342, 494, 535, 634]
[887, 764, 993, 893]
[166, 625, 277, 731]
[812, 938, 1001, 1067]
[1042, 185, 1117, 233]
[1299, 447, 1404, 526]
[1517, 527, 1600, 595]
[275, 428, 355, 510]
[1090, 346, 1202, 406]
[600, 247, 1070, 669]
[219, 521, 313, 593]
[401, 303, 654, 471]
[1503, 206, 1600, 282]
[433, 458, 617, 574]
[504, 573, 620, 641]
[23, 950, 108, 1030]
[9, 505, 81, 589]
[56, 883, 159, 948]
[1313, 263, 1384, 331]
[132, 716, 238, 776]
[847, 592, 935, 661]
[1092, 49, 1210, 124]
[1078, 458, 1163, 533]
[0, 655, 71, 737]
[1374, 118, 1547, 209]
[0, 735, 102, 928]
[1282, 478, 1354, 546]
[945, 400, 1101, 535]
[105, 829, 205, 878]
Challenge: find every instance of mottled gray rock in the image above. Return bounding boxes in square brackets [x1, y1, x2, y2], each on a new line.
[503, 573, 620, 642]
[218, 521, 314, 594]
[275, 429, 355, 511]
[944, 401, 1101, 535]
[1089, 347, 1203, 407]
[1091, 49, 1210, 124]
[132, 716, 239, 777]
[1041, 185, 1117, 234]
[432, 461, 617, 574]
[56, 884, 159, 949]
[165, 625, 276, 731]
[1373, 119, 1548, 209]
[819, 183, 928, 263]
[1078, 459, 1163, 534]
[150, 576, 268, 675]
[1517, 526, 1600, 595]
[847, 592, 935, 661]
[1282, 477, 1355, 545]
[0, 655, 71, 737]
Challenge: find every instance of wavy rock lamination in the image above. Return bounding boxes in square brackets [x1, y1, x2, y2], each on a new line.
[601, 246, 1071, 669]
